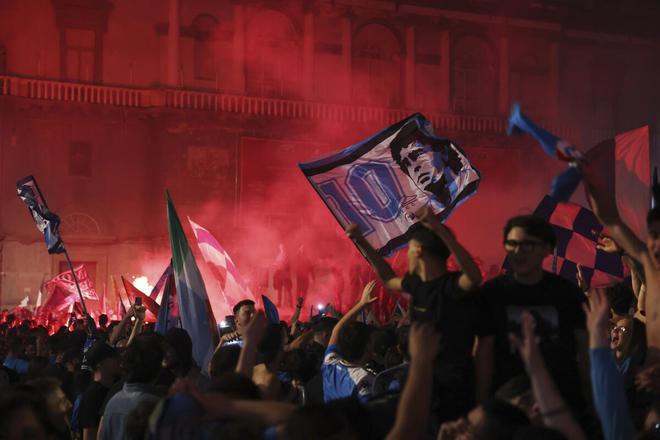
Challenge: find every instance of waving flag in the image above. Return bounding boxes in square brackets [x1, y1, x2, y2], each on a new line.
[167, 192, 219, 371]
[155, 265, 179, 335]
[584, 126, 651, 238]
[505, 196, 625, 288]
[507, 103, 584, 201]
[150, 264, 172, 305]
[121, 276, 160, 319]
[43, 265, 98, 311]
[261, 295, 280, 324]
[299, 113, 480, 256]
[16, 176, 65, 254]
[188, 218, 255, 310]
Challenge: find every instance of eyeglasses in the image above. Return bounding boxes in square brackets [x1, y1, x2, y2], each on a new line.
[611, 326, 628, 334]
[503, 239, 546, 252]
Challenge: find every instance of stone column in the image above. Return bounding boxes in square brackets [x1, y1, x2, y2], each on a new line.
[166, 0, 180, 87]
[404, 25, 415, 109]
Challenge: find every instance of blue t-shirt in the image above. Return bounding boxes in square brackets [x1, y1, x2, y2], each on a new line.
[322, 344, 374, 403]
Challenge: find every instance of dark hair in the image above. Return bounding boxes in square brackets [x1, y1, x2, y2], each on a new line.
[122, 333, 164, 383]
[0, 389, 53, 435]
[514, 426, 567, 440]
[389, 123, 451, 174]
[257, 324, 284, 365]
[207, 372, 261, 400]
[233, 300, 255, 316]
[504, 215, 556, 248]
[338, 321, 371, 363]
[285, 398, 371, 440]
[209, 344, 241, 378]
[164, 328, 194, 375]
[281, 348, 320, 383]
[478, 399, 531, 440]
[313, 317, 338, 335]
[648, 207, 660, 226]
[410, 227, 451, 260]
[606, 282, 635, 315]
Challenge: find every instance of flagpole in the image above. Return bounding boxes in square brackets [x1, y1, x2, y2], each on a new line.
[63, 249, 89, 315]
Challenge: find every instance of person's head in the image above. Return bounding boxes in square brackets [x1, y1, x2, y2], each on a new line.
[338, 321, 372, 364]
[0, 390, 52, 440]
[313, 317, 338, 348]
[121, 333, 164, 384]
[207, 372, 261, 399]
[503, 216, 555, 278]
[233, 300, 256, 335]
[8, 336, 24, 357]
[408, 226, 451, 272]
[647, 208, 660, 269]
[441, 399, 530, 440]
[285, 398, 370, 440]
[514, 426, 567, 440]
[163, 328, 194, 377]
[23, 377, 71, 433]
[98, 314, 109, 328]
[610, 317, 646, 361]
[209, 344, 241, 378]
[85, 340, 121, 379]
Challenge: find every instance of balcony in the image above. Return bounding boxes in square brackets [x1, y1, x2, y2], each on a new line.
[0, 75, 614, 146]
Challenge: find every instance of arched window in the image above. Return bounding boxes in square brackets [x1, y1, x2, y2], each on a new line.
[246, 10, 301, 98]
[451, 35, 497, 115]
[352, 23, 403, 107]
[193, 14, 219, 81]
[510, 52, 551, 119]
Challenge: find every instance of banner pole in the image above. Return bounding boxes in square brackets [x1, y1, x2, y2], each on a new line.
[63, 249, 89, 315]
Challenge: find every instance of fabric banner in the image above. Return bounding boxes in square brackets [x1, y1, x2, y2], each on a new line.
[299, 113, 480, 256]
[16, 175, 65, 254]
[121, 276, 160, 319]
[505, 195, 626, 288]
[43, 265, 98, 311]
[167, 192, 219, 372]
[155, 265, 179, 335]
[188, 218, 255, 309]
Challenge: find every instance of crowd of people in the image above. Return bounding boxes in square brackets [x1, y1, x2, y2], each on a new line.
[1, 166, 659, 440]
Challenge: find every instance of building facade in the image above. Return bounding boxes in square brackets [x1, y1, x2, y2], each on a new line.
[0, 0, 658, 310]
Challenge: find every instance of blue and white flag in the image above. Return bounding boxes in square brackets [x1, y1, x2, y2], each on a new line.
[507, 103, 584, 201]
[16, 176, 65, 254]
[261, 295, 280, 324]
[299, 113, 480, 256]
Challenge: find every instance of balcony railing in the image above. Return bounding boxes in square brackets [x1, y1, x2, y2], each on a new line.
[0, 75, 614, 144]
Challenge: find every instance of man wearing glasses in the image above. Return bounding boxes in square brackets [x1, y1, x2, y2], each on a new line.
[474, 215, 588, 419]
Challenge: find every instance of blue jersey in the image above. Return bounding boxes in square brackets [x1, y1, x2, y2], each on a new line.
[322, 345, 374, 403]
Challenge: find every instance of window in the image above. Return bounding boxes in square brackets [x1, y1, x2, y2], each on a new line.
[193, 15, 219, 81]
[352, 23, 403, 107]
[451, 35, 497, 115]
[246, 10, 301, 98]
[64, 29, 96, 82]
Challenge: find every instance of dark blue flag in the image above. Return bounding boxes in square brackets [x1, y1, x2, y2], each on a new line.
[155, 262, 178, 335]
[261, 295, 280, 324]
[16, 176, 65, 254]
[507, 103, 584, 201]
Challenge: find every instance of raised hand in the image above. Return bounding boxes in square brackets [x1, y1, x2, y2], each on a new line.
[576, 263, 588, 292]
[345, 224, 363, 241]
[242, 311, 267, 344]
[582, 288, 611, 348]
[415, 206, 445, 233]
[509, 311, 543, 372]
[359, 280, 378, 306]
[635, 363, 660, 393]
[133, 304, 146, 321]
[594, 230, 623, 254]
